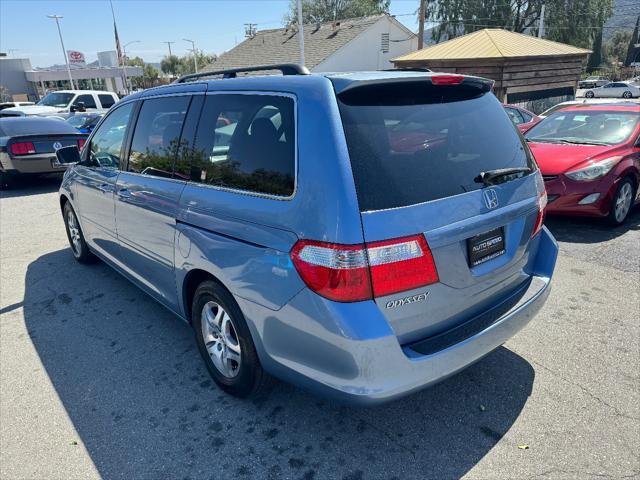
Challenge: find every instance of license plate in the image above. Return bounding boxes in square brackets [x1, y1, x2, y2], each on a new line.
[467, 227, 505, 267]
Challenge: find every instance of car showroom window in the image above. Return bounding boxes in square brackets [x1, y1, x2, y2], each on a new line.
[98, 94, 116, 109]
[192, 94, 295, 196]
[127, 95, 191, 179]
[87, 102, 134, 169]
[73, 94, 97, 109]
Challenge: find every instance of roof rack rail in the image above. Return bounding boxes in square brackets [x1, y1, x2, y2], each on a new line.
[174, 63, 311, 83]
[382, 67, 432, 72]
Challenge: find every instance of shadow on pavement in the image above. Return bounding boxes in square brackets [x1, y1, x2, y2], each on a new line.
[0, 174, 62, 199]
[24, 249, 535, 480]
[545, 206, 640, 244]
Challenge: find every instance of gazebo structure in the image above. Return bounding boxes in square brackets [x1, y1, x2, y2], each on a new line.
[393, 29, 591, 110]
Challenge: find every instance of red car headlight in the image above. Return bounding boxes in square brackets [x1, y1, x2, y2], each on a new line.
[565, 156, 621, 181]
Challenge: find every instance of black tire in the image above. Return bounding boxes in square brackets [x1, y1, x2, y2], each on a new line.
[622, 91, 632, 99]
[607, 177, 636, 226]
[62, 201, 95, 263]
[192, 280, 272, 398]
[585, 91, 595, 98]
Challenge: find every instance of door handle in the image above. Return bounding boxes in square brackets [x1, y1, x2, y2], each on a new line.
[98, 184, 112, 193]
[117, 188, 132, 200]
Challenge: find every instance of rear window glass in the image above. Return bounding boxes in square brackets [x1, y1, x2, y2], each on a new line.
[99, 94, 116, 108]
[338, 84, 535, 211]
[0, 118, 77, 136]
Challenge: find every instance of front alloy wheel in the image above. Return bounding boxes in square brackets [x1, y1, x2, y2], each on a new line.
[63, 202, 95, 263]
[608, 178, 635, 225]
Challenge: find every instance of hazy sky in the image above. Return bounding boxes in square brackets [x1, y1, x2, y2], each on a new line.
[0, 0, 421, 67]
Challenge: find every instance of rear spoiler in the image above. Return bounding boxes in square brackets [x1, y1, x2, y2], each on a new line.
[333, 73, 494, 95]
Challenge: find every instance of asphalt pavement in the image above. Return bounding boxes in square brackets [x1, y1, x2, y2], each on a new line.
[1, 176, 638, 480]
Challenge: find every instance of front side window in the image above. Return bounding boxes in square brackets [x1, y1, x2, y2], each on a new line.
[73, 94, 97, 109]
[87, 102, 134, 168]
[127, 96, 191, 179]
[98, 94, 116, 109]
[37, 92, 74, 108]
[192, 94, 295, 196]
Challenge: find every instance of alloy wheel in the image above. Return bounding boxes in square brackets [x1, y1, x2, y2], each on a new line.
[67, 210, 82, 255]
[614, 182, 633, 223]
[201, 301, 241, 378]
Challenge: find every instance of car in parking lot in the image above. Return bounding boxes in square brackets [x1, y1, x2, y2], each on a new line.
[0, 101, 35, 111]
[503, 104, 541, 133]
[584, 82, 640, 99]
[579, 76, 610, 89]
[0, 116, 87, 187]
[55, 65, 557, 404]
[525, 103, 640, 225]
[65, 111, 106, 133]
[0, 90, 118, 117]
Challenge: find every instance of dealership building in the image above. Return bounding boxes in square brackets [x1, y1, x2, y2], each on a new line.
[0, 50, 142, 101]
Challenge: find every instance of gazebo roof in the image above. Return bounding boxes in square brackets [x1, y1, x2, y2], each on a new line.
[393, 29, 591, 62]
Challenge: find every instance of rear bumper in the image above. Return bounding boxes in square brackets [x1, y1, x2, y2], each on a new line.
[240, 227, 557, 405]
[0, 152, 67, 174]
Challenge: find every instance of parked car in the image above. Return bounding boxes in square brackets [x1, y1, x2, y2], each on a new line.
[579, 76, 610, 89]
[503, 104, 541, 133]
[0, 90, 118, 117]
[525, 104, 640, 225]
[539, 99, 638, 118]
[584, 82, 640, 99]
[0, 117, 87, 187]
[55, 66, 557, 404]
[66, 111, 106, 133]
[0, 101, 35, 111]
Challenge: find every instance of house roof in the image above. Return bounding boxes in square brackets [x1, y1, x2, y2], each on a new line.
[204, 14, 410, 72]
[394, 29, 591, 63]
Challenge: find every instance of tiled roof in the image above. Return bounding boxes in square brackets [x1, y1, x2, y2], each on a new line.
[204, 15, 389, 72]
[394, 28, 591, 62]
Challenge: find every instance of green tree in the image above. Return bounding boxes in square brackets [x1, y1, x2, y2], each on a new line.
[176, 51, 217, 76]
[160, 54, 180, 76]
[284, 0, 389, 25]
[603, 31, 633, 66]
[626, 16, 639, 66]
[125, 56, 160, 88]
[424, 0, 614, 51]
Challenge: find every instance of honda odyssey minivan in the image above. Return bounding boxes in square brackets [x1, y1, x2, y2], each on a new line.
[56, 65, 557, 404]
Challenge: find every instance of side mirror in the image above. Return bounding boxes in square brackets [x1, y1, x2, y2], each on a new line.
[70, 102, 85, 113]
[55, 145, 82, 165]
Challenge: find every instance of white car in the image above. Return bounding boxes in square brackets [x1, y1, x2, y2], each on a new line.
[579, 76, 610, 88]
[584, 82, 640, 99]
[0, 90, 119, 118]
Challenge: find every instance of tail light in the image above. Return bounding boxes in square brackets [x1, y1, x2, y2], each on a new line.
[431, 74, 464, 85]
[77, 138, 86, 150]
[10, 141, 36, 156]
[531, 190, 547, 238]
[291, 235, 439, 302]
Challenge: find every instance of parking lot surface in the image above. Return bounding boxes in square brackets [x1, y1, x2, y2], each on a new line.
[1, 177, 639, 480]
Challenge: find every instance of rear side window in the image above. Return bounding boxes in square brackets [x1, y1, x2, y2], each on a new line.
[338, 84, 535, 211]
[192, 94, 295, 197]
[505, 107, 524, 125]
[73, 94, 97, 109]
[98, 94, 116, 109]
[128, 96, 190, 178]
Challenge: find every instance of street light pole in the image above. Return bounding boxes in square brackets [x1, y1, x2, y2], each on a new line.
[47, 15, 76, 90]
[183, 38, 198, 73]
[163, 41, 175, 57]
[123, 40, 141, 93]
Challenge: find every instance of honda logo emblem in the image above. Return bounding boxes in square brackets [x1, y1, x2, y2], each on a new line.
[483, 189, 499, 209]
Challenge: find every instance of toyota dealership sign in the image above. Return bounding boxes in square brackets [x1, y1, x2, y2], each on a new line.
[66, 50, 86, 66]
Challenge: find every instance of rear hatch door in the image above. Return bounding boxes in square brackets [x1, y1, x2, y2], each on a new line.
[335, 76, 544, 345]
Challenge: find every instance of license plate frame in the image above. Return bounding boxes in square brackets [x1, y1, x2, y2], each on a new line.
[467, 227, 506, 267]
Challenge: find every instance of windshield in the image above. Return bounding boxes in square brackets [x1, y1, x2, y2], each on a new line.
[67, 114, 99, 129]
[37, 92, 74, 108]
[526, 110, 639, 146]
[338, 84, 535, 211]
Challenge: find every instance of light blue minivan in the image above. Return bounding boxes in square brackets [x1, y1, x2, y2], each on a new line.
[56, 65, 557, 404]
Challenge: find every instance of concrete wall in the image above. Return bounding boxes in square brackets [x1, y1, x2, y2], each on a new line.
[313, 17, 418, 72]
[0, 58, 38, 100]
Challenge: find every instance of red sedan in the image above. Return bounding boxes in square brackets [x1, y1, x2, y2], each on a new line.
[525, 104, 640, 225]
[503, 104, 541, 133]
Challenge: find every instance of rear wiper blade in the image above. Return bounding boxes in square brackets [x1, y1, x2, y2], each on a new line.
[474, 167, 532, 186]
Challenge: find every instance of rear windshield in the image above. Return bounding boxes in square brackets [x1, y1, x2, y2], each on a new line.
[338, 84, 535, 211]
[0, 118, 77, 137]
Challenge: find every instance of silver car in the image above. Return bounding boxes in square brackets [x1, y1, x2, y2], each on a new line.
[584, 82, 640, 99]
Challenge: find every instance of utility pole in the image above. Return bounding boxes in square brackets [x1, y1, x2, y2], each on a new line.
[46, 15, 76, 90]
[418, 0, 426, 49]
[183, 39, 198, 73]
[297, 0, 305, 66]
[538, 4, 545, 38]
[163, 41, 175, 56]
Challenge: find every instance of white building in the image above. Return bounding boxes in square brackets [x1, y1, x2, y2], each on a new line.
[204, 15, 418, 73]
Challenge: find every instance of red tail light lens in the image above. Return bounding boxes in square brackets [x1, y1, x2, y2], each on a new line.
[290, 235, 439, 302]
[291, 241, 371, 302]
[531, 190, 547, 238]
[77, 138, 86, 150]
[367, 235, 438, 297]
[10, 141, 36, 156]
[431, 74, 464, 85]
